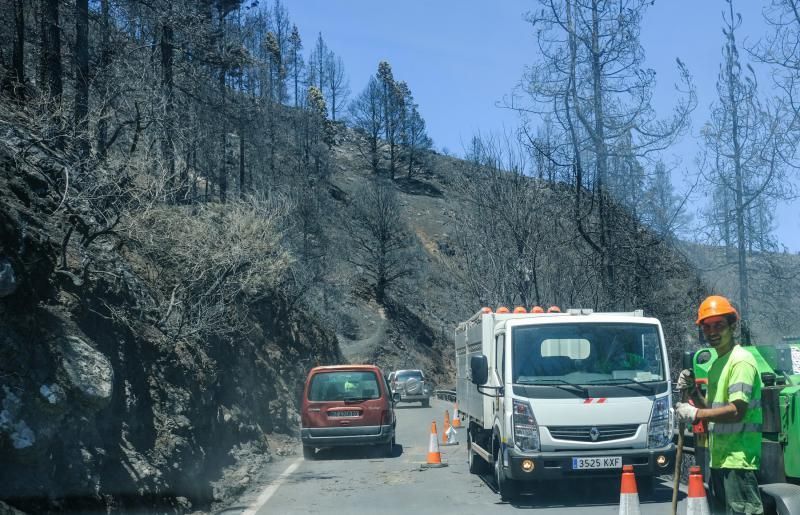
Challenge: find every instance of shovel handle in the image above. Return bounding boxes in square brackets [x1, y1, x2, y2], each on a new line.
[671, 389, 690, 515]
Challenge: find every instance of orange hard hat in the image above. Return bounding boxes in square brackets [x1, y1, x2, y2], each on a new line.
[696, 295, 738, 325]
[531, 306, 544, 313]
[496, 306, 510, 314]
[513, 306, 527, 313]
[547, 305, 561, 313]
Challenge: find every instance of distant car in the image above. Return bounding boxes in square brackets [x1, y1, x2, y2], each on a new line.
[301, 364, 398, 459]
[390, 369, 432, 407]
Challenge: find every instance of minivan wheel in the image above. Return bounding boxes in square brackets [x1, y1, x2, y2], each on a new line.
[494, 444, 518, 502]
[302, 445, 315, 460]
[383, 436, 395, 458]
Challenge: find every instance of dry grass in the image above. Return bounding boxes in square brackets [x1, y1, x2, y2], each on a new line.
[127, 197, 293, 341]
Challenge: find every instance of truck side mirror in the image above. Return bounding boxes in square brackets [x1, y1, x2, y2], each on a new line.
[470, 355, 489, 385]
[392, 392, 401, 403]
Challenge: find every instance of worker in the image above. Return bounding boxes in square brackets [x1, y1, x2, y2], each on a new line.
[675, 295, 764, 515]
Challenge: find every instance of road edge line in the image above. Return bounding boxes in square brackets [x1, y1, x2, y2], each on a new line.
[242, 458, 302, 515]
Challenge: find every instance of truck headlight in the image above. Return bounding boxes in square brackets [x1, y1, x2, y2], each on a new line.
[513, 399, 540, 452]
[648, 396, 672, 448]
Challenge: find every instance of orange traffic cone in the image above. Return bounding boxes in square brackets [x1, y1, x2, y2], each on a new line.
[618, 465, 641, 515]
[686, 466, 710, 515]
[451, 403, 462, 428]
[422, 421, 446, 468]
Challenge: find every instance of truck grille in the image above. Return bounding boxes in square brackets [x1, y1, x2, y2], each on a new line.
[548, 424, 638, 442]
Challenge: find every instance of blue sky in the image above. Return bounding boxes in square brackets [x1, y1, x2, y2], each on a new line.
[284, 0, 799, 252]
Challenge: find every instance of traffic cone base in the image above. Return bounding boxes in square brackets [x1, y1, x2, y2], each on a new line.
[686, 466, 710, 515]
[618, 464, 641, 515]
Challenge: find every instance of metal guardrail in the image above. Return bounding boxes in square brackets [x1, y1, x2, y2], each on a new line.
[433, 389, 456, 402]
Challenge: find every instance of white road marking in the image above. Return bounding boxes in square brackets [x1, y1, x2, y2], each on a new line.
[242, 458, 301, 515]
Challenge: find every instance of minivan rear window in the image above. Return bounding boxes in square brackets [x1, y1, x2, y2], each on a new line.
[308, 371, 382, 401]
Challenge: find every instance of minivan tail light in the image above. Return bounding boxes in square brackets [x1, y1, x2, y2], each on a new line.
[381, 409, 390, 426]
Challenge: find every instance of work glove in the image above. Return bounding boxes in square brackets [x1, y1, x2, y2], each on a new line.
[676, 369, 695, 393]
[674, 402, 698, 425]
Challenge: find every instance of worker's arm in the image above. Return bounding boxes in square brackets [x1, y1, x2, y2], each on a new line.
[694, 399, 748, 423]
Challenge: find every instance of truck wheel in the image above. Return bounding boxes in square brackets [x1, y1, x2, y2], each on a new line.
[421, 398, 430, 408]
[467, 430, 490, 474]
[494, 445, 518, 502]
[302, 445, 315, 460]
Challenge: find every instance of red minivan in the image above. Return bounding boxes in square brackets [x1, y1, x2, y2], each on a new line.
[301, 365, 397, 459]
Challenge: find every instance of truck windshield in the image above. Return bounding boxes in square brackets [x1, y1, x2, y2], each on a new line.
[511, 323, 664, 385]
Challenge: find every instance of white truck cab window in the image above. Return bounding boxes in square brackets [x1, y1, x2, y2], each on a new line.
[512, 323, 664, 384]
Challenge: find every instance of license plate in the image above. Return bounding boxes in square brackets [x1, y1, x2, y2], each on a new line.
[572, 456, 622, 470]
[328, 410, 359, 417]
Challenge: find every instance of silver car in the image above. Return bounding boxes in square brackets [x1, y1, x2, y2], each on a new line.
[390, 369, 431, 407]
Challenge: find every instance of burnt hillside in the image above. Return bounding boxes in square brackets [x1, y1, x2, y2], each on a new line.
[0, 102, 342, 513]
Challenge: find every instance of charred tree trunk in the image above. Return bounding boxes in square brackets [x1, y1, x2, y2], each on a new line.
[42, 0, 63, 147]
[9, 0, 25, 98]
[43, 0, 62, 100]
[74, 0, 90, 162]
[96, 0, 111, 159]
[727, 51, 750, 343]
[218, 9, 228, 203]
[160, 19, 176, 201]
[590, 0, 614, 310]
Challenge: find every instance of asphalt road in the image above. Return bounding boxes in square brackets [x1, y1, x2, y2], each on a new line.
[226, 398, 689, 515]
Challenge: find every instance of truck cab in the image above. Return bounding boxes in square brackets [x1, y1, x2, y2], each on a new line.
[456, 308, 675, 501]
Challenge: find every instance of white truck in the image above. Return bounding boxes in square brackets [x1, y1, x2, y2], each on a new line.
[456, 308, 675, 501]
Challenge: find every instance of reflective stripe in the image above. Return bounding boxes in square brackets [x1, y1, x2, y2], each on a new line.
[728, 382, 753, 395]
[710, 422, 763, 434]
[711, 399, 761, 410]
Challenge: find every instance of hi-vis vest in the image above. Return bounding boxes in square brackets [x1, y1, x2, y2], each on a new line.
[707, 345, 762, 470]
